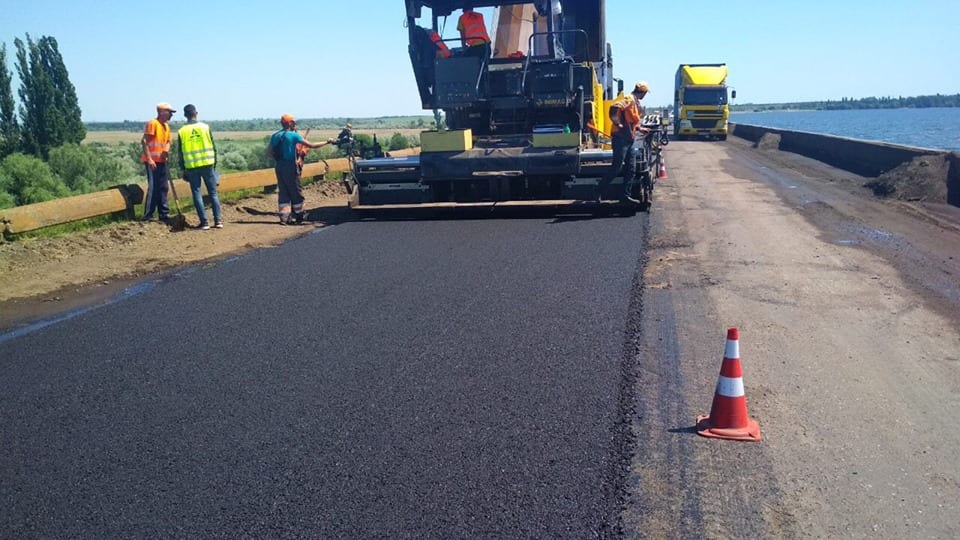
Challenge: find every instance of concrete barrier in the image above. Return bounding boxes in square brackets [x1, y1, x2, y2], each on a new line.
[0, 148, 419, 236]
[949, 152, 960, 207]
[730, 123, 958, 207]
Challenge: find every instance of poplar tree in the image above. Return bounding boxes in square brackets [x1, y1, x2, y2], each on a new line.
[14, 35, 85, 159]
[0, 43, 19, 158]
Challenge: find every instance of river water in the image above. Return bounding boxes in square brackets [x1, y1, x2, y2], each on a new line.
[730, 107, 960, 151]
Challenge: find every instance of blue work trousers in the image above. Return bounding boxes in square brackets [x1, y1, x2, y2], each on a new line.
[185, 165, 222, 226]
[599, 134, 638, 200]
[143, 162, 170, 219]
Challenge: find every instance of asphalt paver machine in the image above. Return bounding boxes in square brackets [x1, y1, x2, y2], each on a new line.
[347, 0, 645, 210]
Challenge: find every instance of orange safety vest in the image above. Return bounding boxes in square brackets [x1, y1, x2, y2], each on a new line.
[428, 29, 451, 58]
[611, 97, 642, 137]
[457, 11, 490, 47]
[141, 118, 171, 163]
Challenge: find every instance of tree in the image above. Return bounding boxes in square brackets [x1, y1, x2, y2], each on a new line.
[0, 43, 19, 158]
[14, 34, 85, 159]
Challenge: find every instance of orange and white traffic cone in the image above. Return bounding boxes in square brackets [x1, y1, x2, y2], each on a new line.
[657, 155, 668, 179]
[696, 328, 761, 441]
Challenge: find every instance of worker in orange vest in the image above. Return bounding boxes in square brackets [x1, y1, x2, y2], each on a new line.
[457, 8, 491, 57]
[597, 82, 651, 204]
[140, 102, 176, 222]
[427, 29, 452, 58]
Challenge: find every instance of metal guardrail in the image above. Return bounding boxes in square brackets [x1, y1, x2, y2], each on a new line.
[0, 148, 419, 236]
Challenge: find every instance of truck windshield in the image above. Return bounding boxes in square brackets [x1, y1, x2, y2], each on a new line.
[683, 88, 728, 106]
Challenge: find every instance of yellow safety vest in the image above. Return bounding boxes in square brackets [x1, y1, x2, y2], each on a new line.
[178, 122, 216, 169]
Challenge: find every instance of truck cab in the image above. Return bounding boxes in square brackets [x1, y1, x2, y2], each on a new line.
[673, 63, 734, 140]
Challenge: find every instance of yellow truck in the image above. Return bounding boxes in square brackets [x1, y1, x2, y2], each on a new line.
[673, 63, 735, 140]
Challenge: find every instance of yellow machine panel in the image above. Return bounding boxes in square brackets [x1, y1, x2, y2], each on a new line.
[420, 129, 473, 152]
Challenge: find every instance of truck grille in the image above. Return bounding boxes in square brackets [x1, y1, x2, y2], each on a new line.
[692, 119, 720, 129]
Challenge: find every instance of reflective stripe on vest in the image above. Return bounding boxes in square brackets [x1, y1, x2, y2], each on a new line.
[178, 122, 216, 169]
[429, 30, 451, 58]
[143, 120, 171, 162]
[459, 12, 490, 46]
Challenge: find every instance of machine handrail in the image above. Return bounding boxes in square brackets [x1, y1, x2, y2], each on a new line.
[520, 29, 588, 95]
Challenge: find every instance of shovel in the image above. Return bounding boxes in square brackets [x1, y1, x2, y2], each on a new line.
[167, 178, 188, 232]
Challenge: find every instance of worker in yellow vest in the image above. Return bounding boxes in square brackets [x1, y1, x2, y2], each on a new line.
[177, 104, 222, 230]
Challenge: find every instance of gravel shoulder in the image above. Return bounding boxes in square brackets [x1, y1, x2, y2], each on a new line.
[624, 137, 960, 538]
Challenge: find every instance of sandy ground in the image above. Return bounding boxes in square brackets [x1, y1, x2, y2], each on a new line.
[0, 180, 350, 330]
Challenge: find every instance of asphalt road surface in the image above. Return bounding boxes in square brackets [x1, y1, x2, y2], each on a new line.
[4, 136, 960, 538]
[1, 207, 648, 537]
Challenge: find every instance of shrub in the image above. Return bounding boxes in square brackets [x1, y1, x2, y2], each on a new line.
[245, 138, 272, 170]
[0, 152, 68, 205]
[48, 143, 127, 193]
[219, 149, 248, 172]
[388, 132, 410, 150]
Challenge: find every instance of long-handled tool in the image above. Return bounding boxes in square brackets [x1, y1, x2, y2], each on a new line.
[167, 178, 188, 232]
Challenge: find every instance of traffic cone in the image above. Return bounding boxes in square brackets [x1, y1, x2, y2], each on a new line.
[696, 328, 761, 441]
[657, 155, 668, 179]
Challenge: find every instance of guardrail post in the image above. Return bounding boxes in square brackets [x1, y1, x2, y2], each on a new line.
[115, 183, 145, 220]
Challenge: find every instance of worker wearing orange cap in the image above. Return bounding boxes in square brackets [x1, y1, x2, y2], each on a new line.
[267, 114, 334, 225]
[140, 102, 176, 221]
[598, 81, 650, 204]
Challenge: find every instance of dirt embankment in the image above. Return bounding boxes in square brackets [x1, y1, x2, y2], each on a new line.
[0, 180, 349, 330]
[751, 132, 960, 206]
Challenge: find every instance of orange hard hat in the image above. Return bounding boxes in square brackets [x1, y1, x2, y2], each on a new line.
[280, 113, 295, 124]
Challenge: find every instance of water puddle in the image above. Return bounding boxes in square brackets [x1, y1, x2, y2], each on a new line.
[0, 280, 157, 345]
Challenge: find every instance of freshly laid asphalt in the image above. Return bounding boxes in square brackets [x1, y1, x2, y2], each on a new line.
[0, 209, 647, 537]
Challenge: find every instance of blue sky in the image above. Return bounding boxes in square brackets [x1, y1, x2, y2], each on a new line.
[2, 0, 958, 121]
